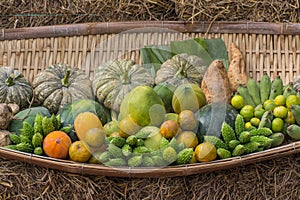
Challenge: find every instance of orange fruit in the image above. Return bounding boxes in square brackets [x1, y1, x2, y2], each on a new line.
[194, 142, 217, 162]
[178, 110, 198, 131]
[176, 131, 199, 148]
[160, 120, 180, 139]
[69, 141, 92, 163]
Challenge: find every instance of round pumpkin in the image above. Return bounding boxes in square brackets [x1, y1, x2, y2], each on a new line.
[0, 66, 33, 109]
[172, 83, 207, 113]
[155, 53, 208, 88]
[92, 59, 154, 113]
[43, 131, 72, 159]
[32, 63, 94, 114]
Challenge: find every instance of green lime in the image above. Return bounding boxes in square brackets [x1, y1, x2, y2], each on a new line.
[274, 95, 286, 106]
[271, 118, 284, 132]
[263, 99, 273, 109]
[273, 106, 288, 119]
[245, 122, 252, 129]
[286, 95, 300, 109]
[250, 117, 260, 127]
[240, 105, 254, 122]
[231, 95, 245, 110]
[264, 101, 276, 111]
[254, 108, 265, 119]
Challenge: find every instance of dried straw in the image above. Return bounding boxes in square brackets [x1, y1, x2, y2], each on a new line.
[0, 0, 299, 29]
[0, 155, 299, 199]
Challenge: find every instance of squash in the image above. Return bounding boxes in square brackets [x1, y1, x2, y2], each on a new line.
[32, 63, 94, 114]
[8, 106, 51, 134]
[195, 102, 238, 142]
[43, 131, 72, 159]
[58, 99, 111, 128]
[92, 59, 154, 113]
[155, 53, 208, 88]
[0, 66, 33, 109]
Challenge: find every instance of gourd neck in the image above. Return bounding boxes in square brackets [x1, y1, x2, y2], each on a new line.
[61, 69, 71, 87]
[174, 66, 187, 78]
[5, 74, 15, 86]
[120, 70, 131, 84]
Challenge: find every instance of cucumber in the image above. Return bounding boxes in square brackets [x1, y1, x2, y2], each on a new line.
[237, 85, 256, 107]
[259, 72, 272, 103]
[247, 77, 261, 105]
[269, 76, 283, 100]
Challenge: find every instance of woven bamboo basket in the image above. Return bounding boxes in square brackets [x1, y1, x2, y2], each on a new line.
[0, 21, 300, 178]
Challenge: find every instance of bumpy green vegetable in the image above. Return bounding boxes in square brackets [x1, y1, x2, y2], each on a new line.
[42, 116, 55, 136]
[99, 151, 111, 163]
[33, 113, 43, 135]
[162, 146, 177, 164]
[19, 121, 34, 140]
[122, 144, 132, 157]
[235, 114, 245, 137]
[250, 135, 273, 148]
[8, 134, 21, 144]
[142, 156, 155, 167]
[104, 158, 126, 166]
[32, 132, 43, 148]
[151, 155, 166, 166]
[110, 137, 126, 148]
[238, 131, 251, 144]
[243, 141, 260, 154]
[133, 146, 149, 155]
[232, 144, 245, 157]
[221, 122, 236, 143]
[249, 127, 273, 137]
[160, 137, 169, 149]
[204, 135, 229, 150]
[16, 142, 34, 153]
[20, 135, 31, 144]
[128, 155, 143, 167]
[217, 148, 231, 159]
[33, 147, 44, 155]
[126, 135, 138, 147]
[107, 143, 123, 158]
[176, 148, 193, 165]
[4, 145, 18, 150]
[228, 139, 240, 151]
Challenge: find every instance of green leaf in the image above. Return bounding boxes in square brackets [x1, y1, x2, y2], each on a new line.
[204, 38, 229, 70]
[170, 39, 213, 67]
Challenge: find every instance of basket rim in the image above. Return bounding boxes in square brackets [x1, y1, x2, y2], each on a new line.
[2, 21, 300, 41]
[0, 141, 299, 178]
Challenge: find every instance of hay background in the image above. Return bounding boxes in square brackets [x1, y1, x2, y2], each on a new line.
[1, 0, 300, 199]
[0, 0, 300, 29]
[1, 155, 299, 200]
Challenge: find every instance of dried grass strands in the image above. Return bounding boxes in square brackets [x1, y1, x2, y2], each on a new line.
[1, 0, 300, 28]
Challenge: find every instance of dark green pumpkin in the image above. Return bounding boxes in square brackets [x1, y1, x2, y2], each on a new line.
[0, 66, 33, 109]
[153, 82, 175, 113]
[8, 106, 51, 134]
[195, 103, 238, 142]
[58, 98, 111, 128]
[32, 63, 94, 114]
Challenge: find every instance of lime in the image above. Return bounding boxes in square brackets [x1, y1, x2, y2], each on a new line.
[254, 108, 265, 119]
[245, 122, 252, 129]
[264, 101, 276, 111]
[286, 95, 300, 109]
[273, 106, 288, 119]
[271, 118, 284, 132]
[231, 95, 245, 110]
[274, 95, 286, 106]
[240, 105, 254, 121]
[250, 117, 260, 127]
[263, 99, 273, 109]
[284, 110, 296, 124]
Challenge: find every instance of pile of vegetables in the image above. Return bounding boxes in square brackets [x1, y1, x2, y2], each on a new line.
[0, 37, 300, 168]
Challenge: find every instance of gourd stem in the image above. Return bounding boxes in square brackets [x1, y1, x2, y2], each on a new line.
[61, 69, 71, 87]
[174, 66, 186, 78]
[120, 70, 131, 84]
[5, 74, 15, 86]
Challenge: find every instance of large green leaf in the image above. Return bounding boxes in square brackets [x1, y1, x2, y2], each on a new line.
[204, 38, 229, 70]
